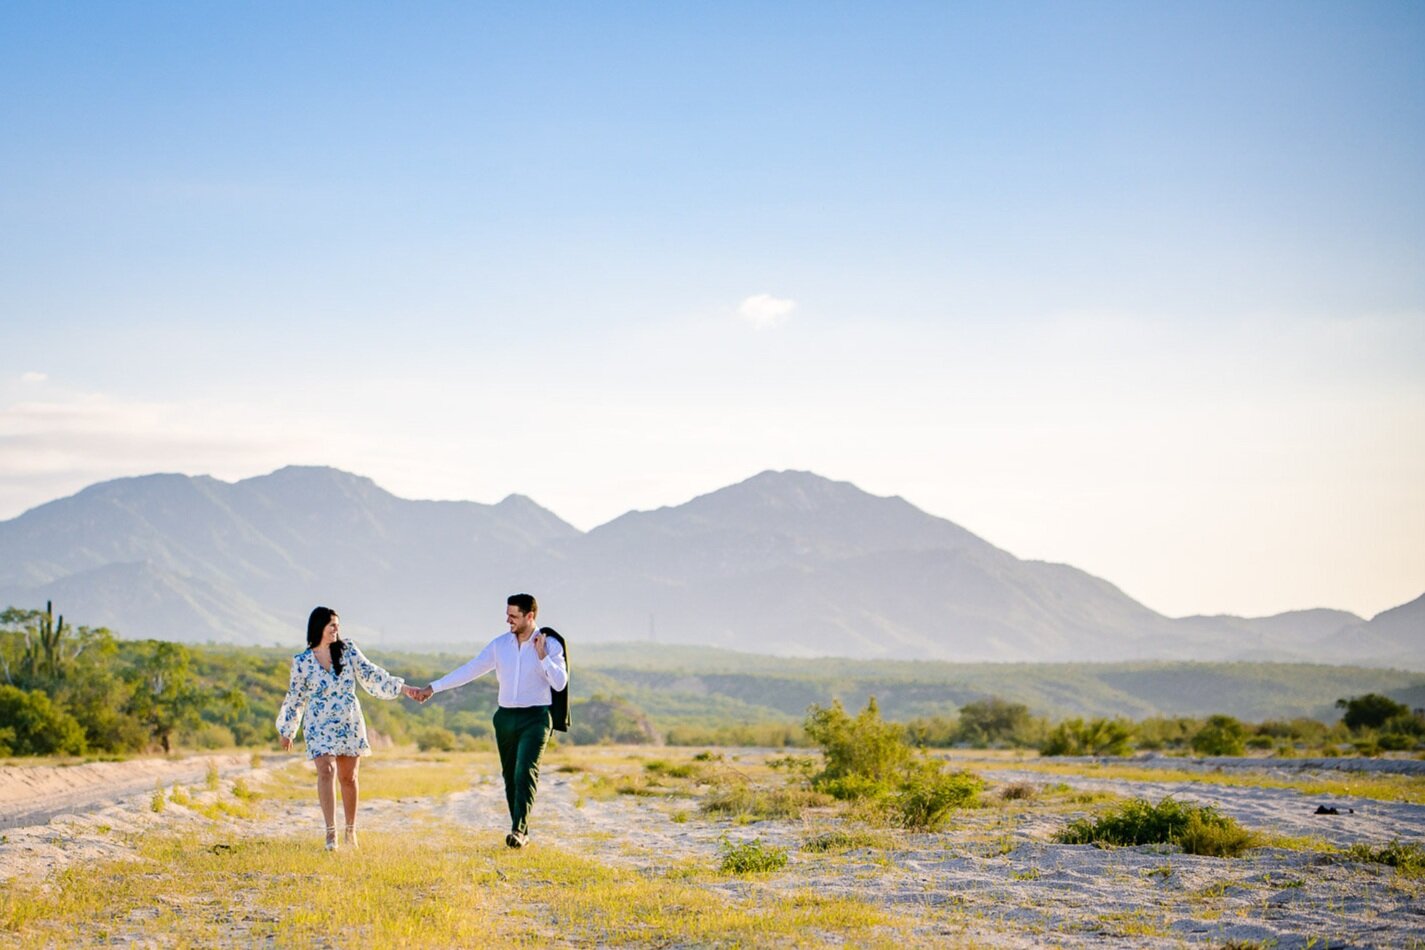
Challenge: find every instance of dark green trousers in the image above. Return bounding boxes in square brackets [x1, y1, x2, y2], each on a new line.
[493, 705, 552, 835]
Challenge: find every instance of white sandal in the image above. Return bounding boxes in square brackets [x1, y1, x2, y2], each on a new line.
[344, 824, 358, 849]
[324, 825, 339, 851]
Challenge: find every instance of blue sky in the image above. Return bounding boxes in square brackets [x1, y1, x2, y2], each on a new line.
[2, 1, 1422, 620]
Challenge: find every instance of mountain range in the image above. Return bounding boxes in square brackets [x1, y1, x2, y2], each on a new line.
[0, 466, 1419, 668]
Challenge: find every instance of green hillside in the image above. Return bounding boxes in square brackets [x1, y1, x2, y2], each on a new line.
[573, 643, 1425, 724]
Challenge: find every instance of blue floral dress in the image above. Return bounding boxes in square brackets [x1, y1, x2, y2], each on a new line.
[276, 641, 405, 758]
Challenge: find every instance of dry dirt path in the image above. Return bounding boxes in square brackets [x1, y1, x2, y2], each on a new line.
[3, 751, 1424, 948]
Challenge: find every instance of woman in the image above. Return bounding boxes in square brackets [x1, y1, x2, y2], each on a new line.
[276, 606, 411, 850]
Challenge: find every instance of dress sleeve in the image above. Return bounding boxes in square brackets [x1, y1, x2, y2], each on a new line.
[346, 642, 405, 700]
[275, 655, 311, 740]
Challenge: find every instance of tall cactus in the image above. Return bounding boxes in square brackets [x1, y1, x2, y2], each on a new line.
[21, 600, 67, 683]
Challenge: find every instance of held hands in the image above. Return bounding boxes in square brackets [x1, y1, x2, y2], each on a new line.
[402, 684, 434, 703]
[280, 735, 292, 752]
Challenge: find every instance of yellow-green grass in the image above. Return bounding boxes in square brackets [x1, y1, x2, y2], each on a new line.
[972, 760, 1425, 804]
[1, 828, 902, 948]
[255, 752, 487, 802]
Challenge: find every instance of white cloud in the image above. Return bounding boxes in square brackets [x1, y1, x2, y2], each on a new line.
[19, 372, 47, 384]
[737, 293, 796, 329]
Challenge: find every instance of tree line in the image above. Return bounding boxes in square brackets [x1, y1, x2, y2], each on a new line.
[2, 603, 1420, 758]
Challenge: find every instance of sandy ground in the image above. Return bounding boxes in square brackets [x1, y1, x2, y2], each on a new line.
[2, 751, 1423, 948]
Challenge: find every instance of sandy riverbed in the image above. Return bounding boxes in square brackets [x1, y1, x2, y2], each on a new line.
[2, 750, 1422, 947]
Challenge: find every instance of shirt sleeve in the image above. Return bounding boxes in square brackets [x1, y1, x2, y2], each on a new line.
[430, 638, 498, 693]
[346, 642, 405, 700]
[540, 637, 568, 691]
[275, 655, 311, 740]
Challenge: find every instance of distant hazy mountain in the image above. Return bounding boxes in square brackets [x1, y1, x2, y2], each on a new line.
[0, 466, 1419, 667]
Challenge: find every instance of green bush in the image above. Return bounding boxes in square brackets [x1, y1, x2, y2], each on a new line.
[804, 697, 910, 797]
[566, 695, 659, 745]
[802, 829, 881, 853]
[718, 835, 788, 874]
[1190, 715, 1246, 756]
[1133, 716, 1198, 752]
[954, 696, 1041, 748]
[1055, 797, 1258, 857]
[1336, 694, 1411, 732]
[1040, 717, 1134, 756]
[415, 726, 458, 751]
[887, 760, 983, 830]
[0, 685, 87, 756]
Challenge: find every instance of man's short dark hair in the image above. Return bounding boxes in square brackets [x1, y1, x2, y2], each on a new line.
[507, 593, 537, 616]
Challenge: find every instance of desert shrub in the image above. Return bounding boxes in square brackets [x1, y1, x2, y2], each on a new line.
[804, 697, 910, 797]
[1344, 840, 1425, 878]
[1056, 797, 1259, 857]
[718, 835, 788, 874]
[567, 695, 660, 745]
[1336, 694, 1411, 732]
[0, 685, 87, 756]
[766, 754, 817, 781]
[999, 782, 1038, 801]
[954, 697, 1040, 748]
[887, 760, 983, 830]
[1190, 715, 1246, 756]
[1255, 718, 1329, 744]
[1040, 717, 1133, 756]
[700, 783, 832, 820]
[903, 715, 959, 748]
[802, 829, 882, 853]
[643, 759, 699, 780]
[415, 726, 457, 751]
[1350, 737, 1380, 757]
[1377, 732, 1420, 752]
[1134, 716, 1198, 752]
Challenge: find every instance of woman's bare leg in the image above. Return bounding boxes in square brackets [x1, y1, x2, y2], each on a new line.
[336, 755, 360, 845]
[314, 755, 337, 847]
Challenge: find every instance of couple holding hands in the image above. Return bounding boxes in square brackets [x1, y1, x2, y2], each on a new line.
[275, 594, 567, 852]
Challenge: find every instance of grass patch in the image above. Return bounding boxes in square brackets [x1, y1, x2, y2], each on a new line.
[1, 826, 897, 947]
[700, 783, 832, 821]
[1343, 840, 1425, 878]
[718, 835, 789, 874]
[256, 754, 477, 802]
[801, 828, 887, 853]
[997, 781, 1038, 801]
[642, 759, 701, 780]
[988, 759, 1425, 804]
[1055, 797, 1260, 857]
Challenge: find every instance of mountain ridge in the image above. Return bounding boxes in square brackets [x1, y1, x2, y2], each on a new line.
[0, 467, 1419, 668]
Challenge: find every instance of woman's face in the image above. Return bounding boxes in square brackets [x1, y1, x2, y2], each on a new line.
[320, 615, 341, 646]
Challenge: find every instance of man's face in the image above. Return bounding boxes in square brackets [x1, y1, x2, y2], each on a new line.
[506, 605, 535, 636]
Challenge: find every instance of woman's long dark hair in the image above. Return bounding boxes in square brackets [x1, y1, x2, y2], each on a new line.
[306, 606, 345, 675]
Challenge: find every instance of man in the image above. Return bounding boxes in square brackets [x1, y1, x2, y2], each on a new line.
[410, 593, 567, 848]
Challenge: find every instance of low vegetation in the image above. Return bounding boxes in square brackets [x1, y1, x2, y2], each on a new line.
[1055, 797, 1260, 857]
[3, 602, 1421, 761]
[804, 697, 984, 830]
[1342, 840, 1425, 878]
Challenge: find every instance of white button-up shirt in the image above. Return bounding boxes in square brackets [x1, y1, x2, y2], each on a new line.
[429, 632, 568, 707]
